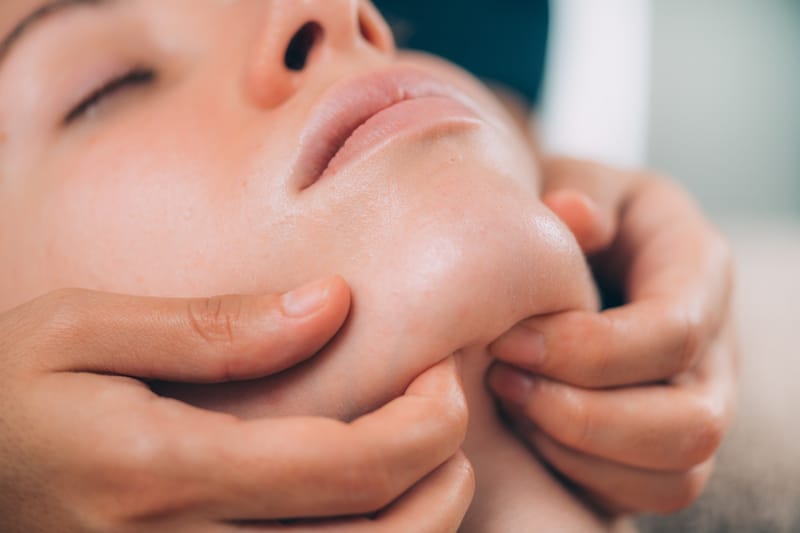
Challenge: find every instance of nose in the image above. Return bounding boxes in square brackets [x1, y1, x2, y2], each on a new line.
[245, 0, 395, 109]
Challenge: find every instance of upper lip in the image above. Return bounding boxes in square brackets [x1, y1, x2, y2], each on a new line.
[292, 66, 480, 190]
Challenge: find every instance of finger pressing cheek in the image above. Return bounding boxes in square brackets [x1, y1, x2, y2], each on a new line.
[490, 302, 707, 389]
[543, 189, 616, 254]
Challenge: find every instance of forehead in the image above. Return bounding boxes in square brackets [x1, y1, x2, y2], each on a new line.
[0, 1, 241, 37]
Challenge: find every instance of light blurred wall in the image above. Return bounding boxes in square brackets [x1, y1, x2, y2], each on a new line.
[648, 0, 800, 218]
[540, 0, 652, 168]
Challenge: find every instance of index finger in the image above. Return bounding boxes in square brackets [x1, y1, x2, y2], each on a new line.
[491, 299, 706, 387]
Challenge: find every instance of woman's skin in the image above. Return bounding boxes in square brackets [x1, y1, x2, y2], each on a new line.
[483, 87, 737, 515]
[491, 159, 738, 514]
[0, 0, 600, 529]
[1, 0, 605, 529]
[0, 283, 475, 531]
[0, 0, 737, 529]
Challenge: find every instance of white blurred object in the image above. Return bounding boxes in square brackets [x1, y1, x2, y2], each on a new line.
[538, 0, 652, 168]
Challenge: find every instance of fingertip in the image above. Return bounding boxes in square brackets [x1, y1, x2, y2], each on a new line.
[405, 356, 460, 397]
[443, 450, 476, 508]
[487, 363, 534, 408]
[273, 275, 351, 347]
[428, 450, 475, 502]
[317, 275, 352, 328]
[454, 450, 476, 489]
[376, 449, 475, 531]
[280, 276, 351, 319]
[405, 357, 468, 442]
[216, 277, 351, 380]
[489, 323, 546, 370]
[325, 275, 352, 306]
[543, 190, 614, 254]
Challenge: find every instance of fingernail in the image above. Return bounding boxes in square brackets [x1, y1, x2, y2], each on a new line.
[492, 325, 546, 367]
[488, 365, 535, 407]
[519, 326, 546, 365]
[282, 278, 331, 317]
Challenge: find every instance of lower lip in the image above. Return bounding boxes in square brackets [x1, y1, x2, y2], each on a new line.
[321, 96, 482, 179]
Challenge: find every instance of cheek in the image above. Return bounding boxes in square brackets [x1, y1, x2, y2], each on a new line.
[345, 185, 555, 352]
[258, 166, 586, 420]
[32, 128, 295, 297]
[172, 182, 590, 422]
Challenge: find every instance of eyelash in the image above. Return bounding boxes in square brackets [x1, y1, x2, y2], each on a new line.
[64, 67, 156, 125]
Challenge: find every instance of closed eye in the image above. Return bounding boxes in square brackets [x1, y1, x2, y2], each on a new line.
[64, 67, 156, 125]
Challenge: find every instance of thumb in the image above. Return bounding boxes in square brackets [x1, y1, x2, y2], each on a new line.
[541, 157, 639, 254]
[12, 276, 350, 382]
[543, 189, 615, 254]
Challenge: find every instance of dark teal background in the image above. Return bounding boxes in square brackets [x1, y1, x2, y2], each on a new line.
[374, 0, 550, 106]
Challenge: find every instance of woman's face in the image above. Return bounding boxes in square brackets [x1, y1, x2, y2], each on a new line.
[0, 0, 595, 417]
[0, 1, 588, 369]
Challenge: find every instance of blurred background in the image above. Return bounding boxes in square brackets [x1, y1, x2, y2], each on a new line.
[643, 1, 800, 532]
[539, 0, 799, 221]
[381, 0, 799, 531]
[381, 0, 798, 530]
[650, 0, 799, 220]
[542, 1, 800, 530]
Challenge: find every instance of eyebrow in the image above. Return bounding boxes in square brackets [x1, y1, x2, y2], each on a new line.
[0, 0, 108, 65]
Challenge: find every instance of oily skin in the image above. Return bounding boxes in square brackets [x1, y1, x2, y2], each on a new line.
[0, 0, 593, 416]
[0, 0, 604, 530]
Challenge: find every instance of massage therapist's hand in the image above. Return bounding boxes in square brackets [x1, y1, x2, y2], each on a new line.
[489, 158, 738, 514]
[0, 280, 473, 532]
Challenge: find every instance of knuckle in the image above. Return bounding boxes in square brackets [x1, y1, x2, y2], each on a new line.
[553, 313, 614, 385]
[555, 388, 593, 450]
[344, 450, 398, 512]
[33, 289, 96, 349]
[83, 434, 176, 526]
[106, 427, 170, 484]
[559, 313, 592, 356]
[683, 402, 725, 466]
[423, 375, 469, 445]
[186, 295, 244, 345]
[97, 431, 199, 525]
[674, 307, 703, 374]
[441, 394, 469, 445]
[656, 466, 713, 514]
[587, 315, 616, 382]
[43, 289, 91, 332]
[316, 428, 396, 514]
[362, 474, 398, 512]
[545, 313, 603, 382]
[454, 452, 476, 499]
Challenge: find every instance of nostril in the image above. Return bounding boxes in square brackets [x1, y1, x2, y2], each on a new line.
[357, 7, 394, 53]
[358, 14, 373, 44]
[284, 22, 324, 71]
[358, 11, 380, 47]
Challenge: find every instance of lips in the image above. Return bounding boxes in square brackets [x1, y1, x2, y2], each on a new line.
[292, 67, 483, 190]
